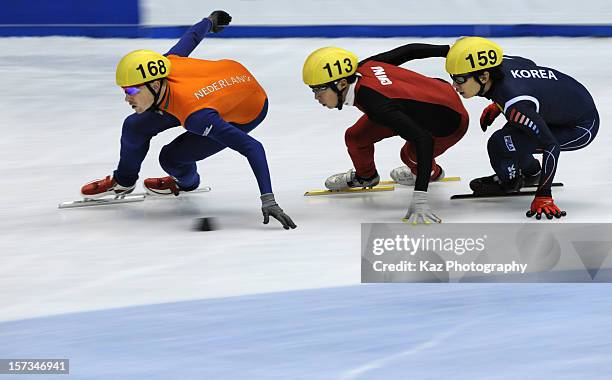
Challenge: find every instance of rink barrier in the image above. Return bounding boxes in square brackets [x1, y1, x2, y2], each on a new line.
[0, 0, 139, 26]
[1, 24, 612, 38]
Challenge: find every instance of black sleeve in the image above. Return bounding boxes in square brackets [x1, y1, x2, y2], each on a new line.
[356, 86, 434, 192]
[359, 43, 450, 67]
[505, 101, 559, 196]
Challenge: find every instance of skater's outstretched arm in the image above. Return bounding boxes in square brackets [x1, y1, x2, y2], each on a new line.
[355, 86, 442, 224]
[504, 101, 566, 219]
[356, 86, 434, 193]
[359, 43, 449, 67]
[184, 107, 296, 229]
[504, 101, 559, 197]
[184, 108, 272, 195]
[165, 11, 232, 57]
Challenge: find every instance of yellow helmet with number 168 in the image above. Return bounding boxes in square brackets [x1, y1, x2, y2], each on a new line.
[302, 47, 358, 86]
[445, 37, 503, 75]
[116, 49, 171, 87]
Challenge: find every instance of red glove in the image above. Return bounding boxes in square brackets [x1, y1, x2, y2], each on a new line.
[480, 103, 502, 132]
[526, 196, 567, 220]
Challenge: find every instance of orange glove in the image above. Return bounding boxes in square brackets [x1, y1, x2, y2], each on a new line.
[480, 103, 502, 132]
[526, 196, 567, 220]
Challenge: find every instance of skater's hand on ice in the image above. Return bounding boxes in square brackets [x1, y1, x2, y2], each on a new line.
[402, 191, 442, 224]
[261, 193, 297, 230]
[480, 103, 502, 132]
[207, 10, 232, 33]
[403, 210, 441, 224]
[526, 196, 566, 220]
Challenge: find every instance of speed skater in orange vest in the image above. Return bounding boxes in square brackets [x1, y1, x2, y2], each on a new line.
[80, 11, 296, 230]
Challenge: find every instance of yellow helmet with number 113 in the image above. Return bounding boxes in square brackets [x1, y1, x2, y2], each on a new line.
[116, 49, 171, 87]
[445, 37, 503, 75]
[302, 47, 358, 86]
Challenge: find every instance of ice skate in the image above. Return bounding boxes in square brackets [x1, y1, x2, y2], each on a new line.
[325, 169, 380, 190]
[390, 165, 445, 186]
[469, 174, 523, 195]
[144, 176, 183, 195]
[80, 175, 135, 199]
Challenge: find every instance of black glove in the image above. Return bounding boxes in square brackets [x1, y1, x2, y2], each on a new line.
[261, 193, 297, 230]
[208, 10, 232, 33]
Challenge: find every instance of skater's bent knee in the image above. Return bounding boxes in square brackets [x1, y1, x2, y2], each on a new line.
[487, 131, 506, 155]
[344, 127, 369, 147]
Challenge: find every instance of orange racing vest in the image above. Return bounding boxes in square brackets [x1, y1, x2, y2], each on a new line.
[160, 55, 267, 125]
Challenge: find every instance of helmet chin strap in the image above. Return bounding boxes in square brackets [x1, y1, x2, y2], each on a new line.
[145, 80, 164, 112]
[330, 81, 345, 110]
[474, 75, 489, 97]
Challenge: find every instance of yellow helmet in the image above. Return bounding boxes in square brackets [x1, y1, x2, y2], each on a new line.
[302, 47, 358, 86]
[445, 37, 503, 75]
[116, 49, 171, 87]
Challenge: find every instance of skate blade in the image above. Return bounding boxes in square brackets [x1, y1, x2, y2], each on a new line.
[143, 186, 212, 197]
[59, 186, 212, 208]
[380, 176, 460, 185]
[58, 194, 145, 208]
[451, 183, 564, 200]
[304, 185, 394, 196]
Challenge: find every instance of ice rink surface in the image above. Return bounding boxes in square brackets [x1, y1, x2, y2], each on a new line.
[1, 37, 611, 378]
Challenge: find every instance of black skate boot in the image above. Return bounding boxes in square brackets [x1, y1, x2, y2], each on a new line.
[469, 174, 523, 195]
[521, 165, 542, 186]
[521, 160, 541, 187]
[522, 171, 540, 187]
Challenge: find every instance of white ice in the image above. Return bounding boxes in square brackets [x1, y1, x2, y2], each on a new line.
[1, 37, 611, 379]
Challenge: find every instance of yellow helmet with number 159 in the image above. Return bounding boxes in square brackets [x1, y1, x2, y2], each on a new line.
[302, 47, 358, 86]
[116, 49, 171, 87]
[445, 37, 503, 75]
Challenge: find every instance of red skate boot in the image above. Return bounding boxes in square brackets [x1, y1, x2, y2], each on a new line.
[143, 176, 182, 195]
[80, 175, 135, 199]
